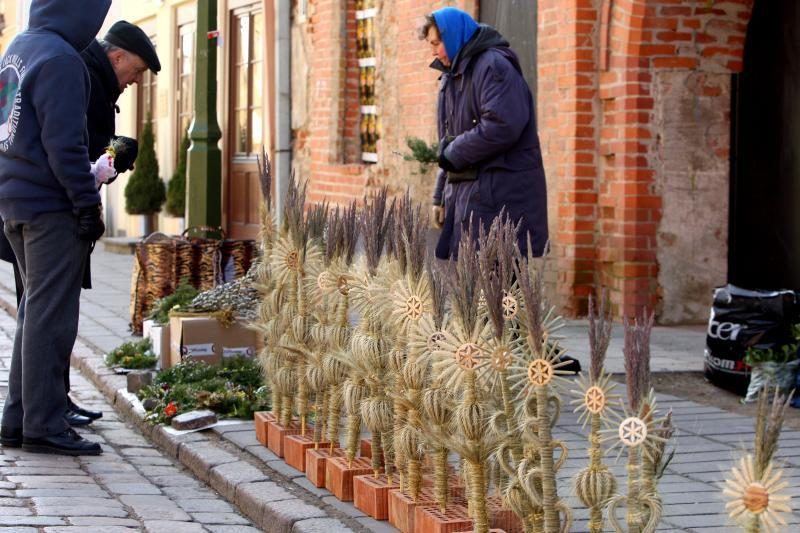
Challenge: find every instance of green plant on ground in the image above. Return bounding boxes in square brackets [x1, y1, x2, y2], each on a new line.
[124, 115, 166, 215]
[146, 281, 199, 325]
[106, 338, 157, 369]
[165, 133, 189, 217]
[744, 323, 800, 366]
[137, 357, 270, 423]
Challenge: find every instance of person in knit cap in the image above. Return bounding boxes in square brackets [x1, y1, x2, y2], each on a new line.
[54, 22, 162, 427]
[84, 20, 160, 169]
[419, 7, 549, 260]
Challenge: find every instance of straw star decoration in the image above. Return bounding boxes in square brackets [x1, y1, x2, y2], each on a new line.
[722, 455, 792, 532]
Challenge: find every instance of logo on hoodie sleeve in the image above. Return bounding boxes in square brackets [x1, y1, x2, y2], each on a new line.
[0, 55, 26, 152]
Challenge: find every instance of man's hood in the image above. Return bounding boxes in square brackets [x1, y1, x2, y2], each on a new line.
[28, 0, 111, 52]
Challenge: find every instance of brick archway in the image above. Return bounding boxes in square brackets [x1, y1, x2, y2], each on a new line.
[543, 0, 754, 320]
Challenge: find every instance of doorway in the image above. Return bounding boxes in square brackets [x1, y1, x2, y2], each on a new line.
[729, 0, 800, 290]
[226, 3, 267, 240]
[479, 0, 537, 108]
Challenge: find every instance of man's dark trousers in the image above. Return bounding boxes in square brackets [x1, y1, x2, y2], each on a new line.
[1, 211, 89, 438]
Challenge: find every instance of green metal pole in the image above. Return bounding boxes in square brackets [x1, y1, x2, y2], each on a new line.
[186, 0, 222, 229]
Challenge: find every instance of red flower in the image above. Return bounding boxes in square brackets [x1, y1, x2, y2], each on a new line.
[164, 402, 178, 417]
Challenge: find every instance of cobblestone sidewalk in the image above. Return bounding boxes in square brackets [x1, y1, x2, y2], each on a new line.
[0, 310, 261, 532]
[1, 244, 799, 532]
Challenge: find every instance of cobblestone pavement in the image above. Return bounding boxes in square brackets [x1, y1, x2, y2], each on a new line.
[0, 243, 798, 532]
[0, 311, 261, 532]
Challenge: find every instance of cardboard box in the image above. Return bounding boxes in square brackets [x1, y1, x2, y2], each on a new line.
[143, 319, 171, 370]
[169, 315, 258, 367]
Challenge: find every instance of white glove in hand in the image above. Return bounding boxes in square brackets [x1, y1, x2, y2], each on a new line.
[91, 153, 117, 188]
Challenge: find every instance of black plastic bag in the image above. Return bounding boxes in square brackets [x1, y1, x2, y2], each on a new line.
[704, 284, 797, 396]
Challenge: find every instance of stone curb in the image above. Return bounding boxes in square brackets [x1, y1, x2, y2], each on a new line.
[66, 342, 365, 532]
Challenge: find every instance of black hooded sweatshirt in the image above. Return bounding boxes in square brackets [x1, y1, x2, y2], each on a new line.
[0, 0, 111, 222]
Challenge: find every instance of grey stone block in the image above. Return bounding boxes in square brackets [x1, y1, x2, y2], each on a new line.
[119, 495, 191, 521]
[178, 442, 239, 482]
[142, 521, 207, 533]
[292, 518, 356, 532]
[171, 410, 218, 431]
[234, 481, 293, 523]
[260, 499, 327, 533]
[208, 461, 270, 501]
[189, 512, 250, 525]
[126, 370, 153, 394]
[175, 499, 235, 513]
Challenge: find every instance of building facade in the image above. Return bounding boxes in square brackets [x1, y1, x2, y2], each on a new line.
[291, 0, 768, 324]
[3, 1, 791, 324]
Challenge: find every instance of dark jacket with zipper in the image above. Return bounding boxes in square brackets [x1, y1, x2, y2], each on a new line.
[81, 40, 122, 161]
[432, 25, 548, 259]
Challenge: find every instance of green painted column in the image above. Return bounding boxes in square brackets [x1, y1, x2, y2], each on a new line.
[186, 0, 223, 229]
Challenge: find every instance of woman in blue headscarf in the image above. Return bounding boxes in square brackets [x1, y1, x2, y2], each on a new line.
[420, 7, 548, 260]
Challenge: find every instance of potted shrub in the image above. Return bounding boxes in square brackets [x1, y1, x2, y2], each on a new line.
[164, 133, 189, 233]
[124, 115, 166, 236]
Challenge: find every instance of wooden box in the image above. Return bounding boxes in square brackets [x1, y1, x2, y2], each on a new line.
[306, 447, 344, 488]
[414, 503, 473, 533]
[353, 473, 400, 520]
[253, 411, 275, 446]
[325, 455, 374, 501]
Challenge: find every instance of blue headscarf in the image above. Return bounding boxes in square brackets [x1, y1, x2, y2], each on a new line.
[432, 7, 479, 64]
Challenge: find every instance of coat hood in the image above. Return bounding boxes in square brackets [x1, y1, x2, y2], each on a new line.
[28, 0, 111, 52]
[432, 7, 479, 64]
[454, 25, 513, 71]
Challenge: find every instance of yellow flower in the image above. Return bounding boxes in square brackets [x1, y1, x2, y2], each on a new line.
[723, 455, 792, 531]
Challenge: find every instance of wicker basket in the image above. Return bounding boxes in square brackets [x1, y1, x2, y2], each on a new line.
[129, 228, 258, 334]
[130, 232, 191, 335]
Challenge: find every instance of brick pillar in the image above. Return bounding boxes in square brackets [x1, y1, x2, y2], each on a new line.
[540, 0, 601, 317]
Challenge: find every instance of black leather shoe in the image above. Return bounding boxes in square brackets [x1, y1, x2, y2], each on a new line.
[0, 426, 22, 448]
[67, 399, 103, 420]
[64, 409, 93, 427]
[22, 428, 102, 456]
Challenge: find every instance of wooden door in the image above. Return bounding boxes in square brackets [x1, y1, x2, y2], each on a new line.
[227, 5, 265, 239]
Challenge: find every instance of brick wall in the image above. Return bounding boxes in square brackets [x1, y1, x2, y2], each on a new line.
[540, 0, 753, 320]
[293, 0, 477, 207]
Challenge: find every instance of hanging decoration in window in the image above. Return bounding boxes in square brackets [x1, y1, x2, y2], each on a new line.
[357, 0, 380, 163]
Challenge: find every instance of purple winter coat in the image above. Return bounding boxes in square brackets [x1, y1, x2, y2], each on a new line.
[432, 26, 548, 259]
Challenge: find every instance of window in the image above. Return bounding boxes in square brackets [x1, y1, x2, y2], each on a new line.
[176, 23, 195, 150]
[231, 8, 264, 155]
[136, 36, 158, 140]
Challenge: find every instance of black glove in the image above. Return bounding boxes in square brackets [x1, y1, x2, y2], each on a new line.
[75, 204, 105, 241]
[112, 136, 138, 174]
[438, 151, 459, 173]
[437, 135, 460, 172]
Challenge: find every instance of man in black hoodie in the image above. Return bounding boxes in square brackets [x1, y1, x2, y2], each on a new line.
[0, 0, 111, 456]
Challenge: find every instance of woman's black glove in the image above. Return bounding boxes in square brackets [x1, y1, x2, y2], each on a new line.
[75, 204, 105, 241]
[437, 135, 460, 172]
